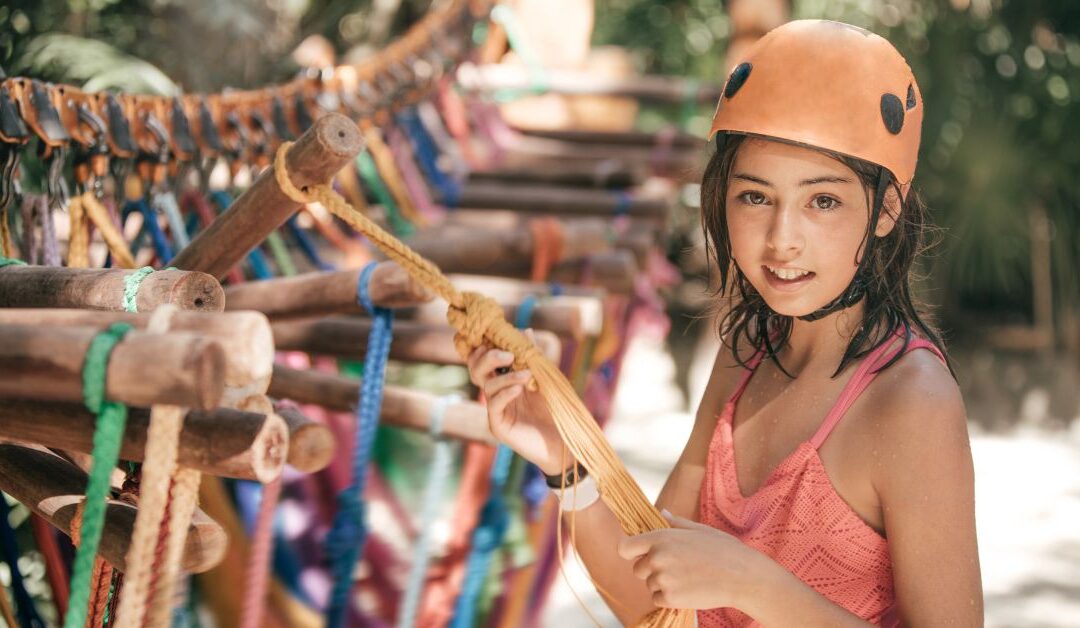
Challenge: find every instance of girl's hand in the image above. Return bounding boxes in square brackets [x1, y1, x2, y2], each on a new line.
[465, 329, 571, 475]
[617, 510, 770, 611]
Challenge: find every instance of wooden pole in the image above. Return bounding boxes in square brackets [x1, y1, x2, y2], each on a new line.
[0, 400, 288, 483]
[468, 163, 642, 189]
[0, 266, 225, 312]
[0, 444, 226, 574]
[0, 309, 273, 393]
[222, 261, 434, 321]
[269, 365, 496, 444]
[0, 324, 225, 410]
[451, 181, 670, 219]
[274, 405, 337, 473]
[519, 128, 705, 150]
[272, 317, 565, 364]
[169, 113, 363, 278]
[402, 219, 611, 276]
[457, 64, 722, 104]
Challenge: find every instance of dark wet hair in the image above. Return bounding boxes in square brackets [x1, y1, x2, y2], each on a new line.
[700, 133, 952, 378]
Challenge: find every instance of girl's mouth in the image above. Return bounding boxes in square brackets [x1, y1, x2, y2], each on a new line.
[762, 265, 815, 292]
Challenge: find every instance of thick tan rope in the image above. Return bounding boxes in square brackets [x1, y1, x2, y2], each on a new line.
[114, 305, 201, 627]
[274, 142, 690, 628]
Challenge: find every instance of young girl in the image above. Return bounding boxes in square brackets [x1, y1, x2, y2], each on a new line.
[468, 20, 983, 626]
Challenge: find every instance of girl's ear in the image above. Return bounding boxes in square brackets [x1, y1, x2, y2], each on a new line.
[874, 184, 903, 237]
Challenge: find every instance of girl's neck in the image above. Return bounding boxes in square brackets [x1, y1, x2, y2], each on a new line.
[780, 301, 867, 376]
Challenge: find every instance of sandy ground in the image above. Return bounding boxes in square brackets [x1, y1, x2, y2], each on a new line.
[542, 332, 1080, 628]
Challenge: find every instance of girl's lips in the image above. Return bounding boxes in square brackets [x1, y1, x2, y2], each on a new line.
[762, 265, 816, 292]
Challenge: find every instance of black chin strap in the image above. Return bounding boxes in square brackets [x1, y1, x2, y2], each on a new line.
[798, 167, 892, 322]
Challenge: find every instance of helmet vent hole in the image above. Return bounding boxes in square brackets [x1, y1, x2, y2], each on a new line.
[724, 63, 752, 99]
[906, 84, 917, 110]
[880, 93, 905, 134]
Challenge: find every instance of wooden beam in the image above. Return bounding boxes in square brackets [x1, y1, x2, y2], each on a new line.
[0, 324, 225, 410]
[274, 405, 337, 473]
[0, 444, 226, 574]
[0, 400, 287, 483]
[0, 309, 273, 393]
[452, 181, 670, 219]
[169, 113, 363, 278]
[222, 261, 434, 321]
[0, 266, 224, 312]
[268, 365, 496, 445]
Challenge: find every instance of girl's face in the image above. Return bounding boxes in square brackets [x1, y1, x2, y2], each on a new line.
[725, 137, 893, 318]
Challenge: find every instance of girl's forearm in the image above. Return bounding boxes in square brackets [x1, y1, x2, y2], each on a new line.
[740, 557, 875, 627]
[558, 496, 659, 625]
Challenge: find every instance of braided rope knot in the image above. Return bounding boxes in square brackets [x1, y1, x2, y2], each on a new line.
[448, 291, 541, 374]
[326, 490, 367, 558]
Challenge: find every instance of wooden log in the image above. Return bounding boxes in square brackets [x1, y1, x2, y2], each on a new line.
[0, 324, 225, 410]
[271, 317, 563, 366]
[408, 291, 602, 339]
[485, 250, 639, 295]
[519, 128, 705, 150]
[452, 181, 670, 219]
[269, 365, 496, 445]
[222, 261, 434, 321]
[457, 64, 722, 104]
[0, 309, 273, 394]
[468, 162, 642, 189]
[0, 400, 287, 482]
[0, 444, 226, 573]
[169, 113, 363, 278]
[0, 266, 225, 312]
[273, 405, 337, 473]
[400, 220, 610, 277]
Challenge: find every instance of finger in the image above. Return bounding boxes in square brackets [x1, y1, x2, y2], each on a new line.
[631, 554, 652, 580]
[488, 384, 524, 419]
[661, 509, 712, 532]
[483, 369, 532, 399]
[617, 532, 656, 561]
[477, 348, 516, 379]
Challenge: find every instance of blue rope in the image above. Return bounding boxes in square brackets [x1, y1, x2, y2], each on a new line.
[397, 109, 460, 208]
[0, 494, 46, 628]
[122, 199, 174, 262]
[325, 262, 394, 627]
[286, 215, 334, 271]
[613, 190, 633, 218]
[449, 295, 539, 628]
[209, 191, 273, 280]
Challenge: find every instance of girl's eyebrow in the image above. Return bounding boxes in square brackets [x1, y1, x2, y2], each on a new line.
[732, 173, 853, 187]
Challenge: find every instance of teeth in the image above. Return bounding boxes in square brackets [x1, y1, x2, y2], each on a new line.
[767, 266, 811, 280]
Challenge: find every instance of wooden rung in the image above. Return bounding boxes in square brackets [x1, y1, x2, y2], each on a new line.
[271, 317, 563, 365]
[0, 400, 288, 483]
[169, 113, 363, 279]
[0, 309, 273, 393]
[274, 405, 337, 473]
[268, 365, 496, 445]
[222, 261, 434, 321]
[452, 181, 672, 219]
[0, 444, 227, 574]
[0, 266, 224, 312]
[0, 324, 225, 410]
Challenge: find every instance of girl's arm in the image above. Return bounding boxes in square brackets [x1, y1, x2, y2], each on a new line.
[871, 353, 984, 625]
[560, 348, 739, 625]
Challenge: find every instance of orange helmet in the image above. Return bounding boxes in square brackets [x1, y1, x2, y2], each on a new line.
[709, 19, 922, 185]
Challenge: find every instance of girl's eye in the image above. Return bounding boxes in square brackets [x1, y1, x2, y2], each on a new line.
[738, 191, 768, 205]
[812, 195, 840, 211]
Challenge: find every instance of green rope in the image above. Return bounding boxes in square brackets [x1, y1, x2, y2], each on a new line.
[0, 256, 26, 268]
[265, 232, 298, 277]
[122, 266, 177, 313]
[65, 322, 134, 628]
[356, 152, 414, 238]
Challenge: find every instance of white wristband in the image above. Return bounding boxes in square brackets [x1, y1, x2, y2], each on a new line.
[551, 475, 601, 512]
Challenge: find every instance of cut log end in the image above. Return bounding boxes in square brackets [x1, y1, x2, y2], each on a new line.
[249, 411, 289, 484]
[308, 113, 364, 163]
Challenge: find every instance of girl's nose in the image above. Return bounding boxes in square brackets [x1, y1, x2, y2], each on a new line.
[766, 205, 805, 257]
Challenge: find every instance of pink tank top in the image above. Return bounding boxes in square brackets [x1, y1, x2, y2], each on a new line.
[697, 333, 945, 627]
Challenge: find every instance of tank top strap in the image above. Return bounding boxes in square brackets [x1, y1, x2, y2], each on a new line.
[724, 349, 768, 406]
[809, 331, 945, 450]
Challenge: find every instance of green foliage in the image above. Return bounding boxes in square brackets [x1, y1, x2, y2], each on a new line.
[596, 0, 1080, 322]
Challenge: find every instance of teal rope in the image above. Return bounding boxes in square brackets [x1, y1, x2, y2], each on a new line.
[123, 266, 176, 312]
[0, 255, 26, 268]
[65, 322, 134, 628]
